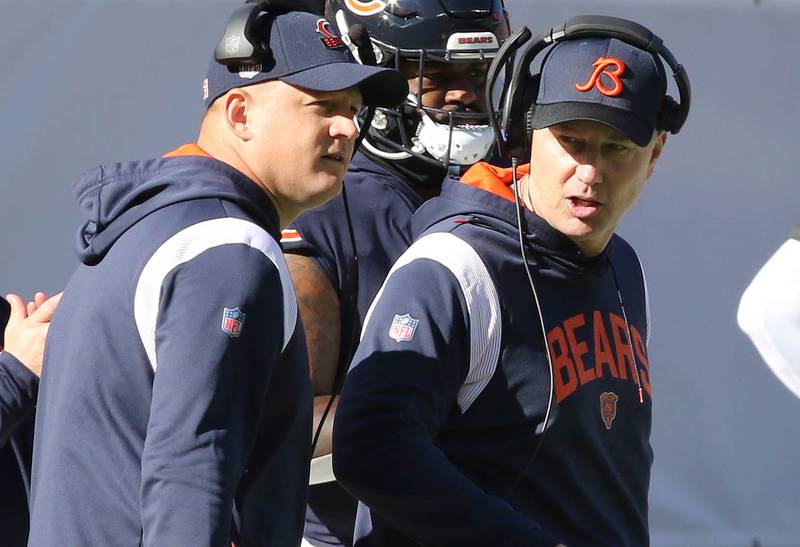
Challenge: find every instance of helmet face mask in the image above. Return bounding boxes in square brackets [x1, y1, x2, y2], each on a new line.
[327, 0, 510, 168]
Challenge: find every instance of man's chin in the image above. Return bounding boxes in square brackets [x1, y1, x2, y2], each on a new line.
[305, 176, 344, 209]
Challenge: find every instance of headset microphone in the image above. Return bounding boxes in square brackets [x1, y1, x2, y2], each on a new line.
[348, 24, 376, 67]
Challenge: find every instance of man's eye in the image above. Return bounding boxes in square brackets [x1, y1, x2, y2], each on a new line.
[606, 143, 628, 152]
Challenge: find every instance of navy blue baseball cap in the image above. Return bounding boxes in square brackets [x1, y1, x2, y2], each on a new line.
[531, 37, 668, 147]
[203, 10, 408, 109]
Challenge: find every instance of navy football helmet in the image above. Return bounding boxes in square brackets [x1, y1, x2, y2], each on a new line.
[325, 0, 510, 167]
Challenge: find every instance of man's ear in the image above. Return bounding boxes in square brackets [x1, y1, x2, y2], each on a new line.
[646, 131, 668, 179]
[224, 88, 254, 141]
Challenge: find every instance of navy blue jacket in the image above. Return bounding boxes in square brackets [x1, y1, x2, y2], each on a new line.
[283, 152, 426, 546]
[333, 163, 653, 547]
[0, 352, 37, 547]
[28, 146, 312, 547]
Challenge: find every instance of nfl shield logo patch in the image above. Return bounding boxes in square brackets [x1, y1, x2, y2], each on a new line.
[221, 307, 246, 338]
[389, 313, 419, 342]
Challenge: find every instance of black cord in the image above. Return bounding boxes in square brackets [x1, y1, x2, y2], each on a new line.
[505, 156, 556, 497]
[310, 148, 362, 457]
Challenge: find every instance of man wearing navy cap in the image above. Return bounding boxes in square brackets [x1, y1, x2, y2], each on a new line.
[26, 6, 406, 547]
[333, 24, 686, 547]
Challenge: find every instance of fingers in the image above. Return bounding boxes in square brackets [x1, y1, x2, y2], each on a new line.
[27, 291, 49, 314]
[29, 292, 62, 322]
[5, 293, 27, 321]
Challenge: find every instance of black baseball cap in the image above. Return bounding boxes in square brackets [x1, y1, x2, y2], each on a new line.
[531, 36, 668, 147]
[203, 10, 408, 109]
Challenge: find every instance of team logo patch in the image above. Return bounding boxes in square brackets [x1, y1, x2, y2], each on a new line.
[221, 306, 246, 338]
[316, 19, 345, 49]
[576, 56, 626, 97]
[389, 313, 419, 342]
[600, 392, 619, 430]
[238, 63, 262, 79]
[344, 0, 387, 16]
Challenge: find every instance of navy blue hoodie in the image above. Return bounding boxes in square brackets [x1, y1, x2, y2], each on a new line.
[28, 145, 312, 547]
[333, 163, 653, 547]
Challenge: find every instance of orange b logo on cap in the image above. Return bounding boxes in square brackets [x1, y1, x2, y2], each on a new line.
[576, 57, 626, 97]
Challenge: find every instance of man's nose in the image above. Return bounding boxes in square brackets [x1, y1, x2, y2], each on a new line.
[576, 163, 602, 185]
[445, 81, 479, 108]
[331, 115, 358, 141]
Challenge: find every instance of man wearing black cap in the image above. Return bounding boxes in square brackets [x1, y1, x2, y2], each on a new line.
[26, 7, 405, 547]
[333, 27, 683, 547]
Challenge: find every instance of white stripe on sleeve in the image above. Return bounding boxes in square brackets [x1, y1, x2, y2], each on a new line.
[362, 232, 502, 413]
[134, 217, 297, 372]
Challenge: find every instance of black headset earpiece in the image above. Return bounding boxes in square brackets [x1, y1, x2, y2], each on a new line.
[214, 0, 327, 66]
[487, 15, 691, 161]
[214, 1, 270, 66]
[522, 73, 540, 149]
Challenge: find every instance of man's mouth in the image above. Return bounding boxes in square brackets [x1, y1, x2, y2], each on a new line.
[567, 196, 602, 219]
[322, 153, 345, 164]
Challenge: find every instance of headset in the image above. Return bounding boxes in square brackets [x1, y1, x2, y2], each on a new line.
[485, 15, 691, 161]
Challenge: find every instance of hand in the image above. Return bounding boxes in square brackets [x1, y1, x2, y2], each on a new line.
[2, 292, 62, 377]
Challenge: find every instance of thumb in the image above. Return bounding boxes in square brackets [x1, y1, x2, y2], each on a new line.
[5, 294, 28, 322]
[29, 292, 63, 322]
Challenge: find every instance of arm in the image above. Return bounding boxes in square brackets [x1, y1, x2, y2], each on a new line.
[139, 243, 288, 546]
[285, 253, 342, 459]
[0, 352, 38, 447]
[332, 258, 558, 547]
[737, 236, 800, 398]
[0, 292, 61, 446]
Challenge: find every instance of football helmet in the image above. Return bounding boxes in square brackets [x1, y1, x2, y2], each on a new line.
[325, 0, 510, 167]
